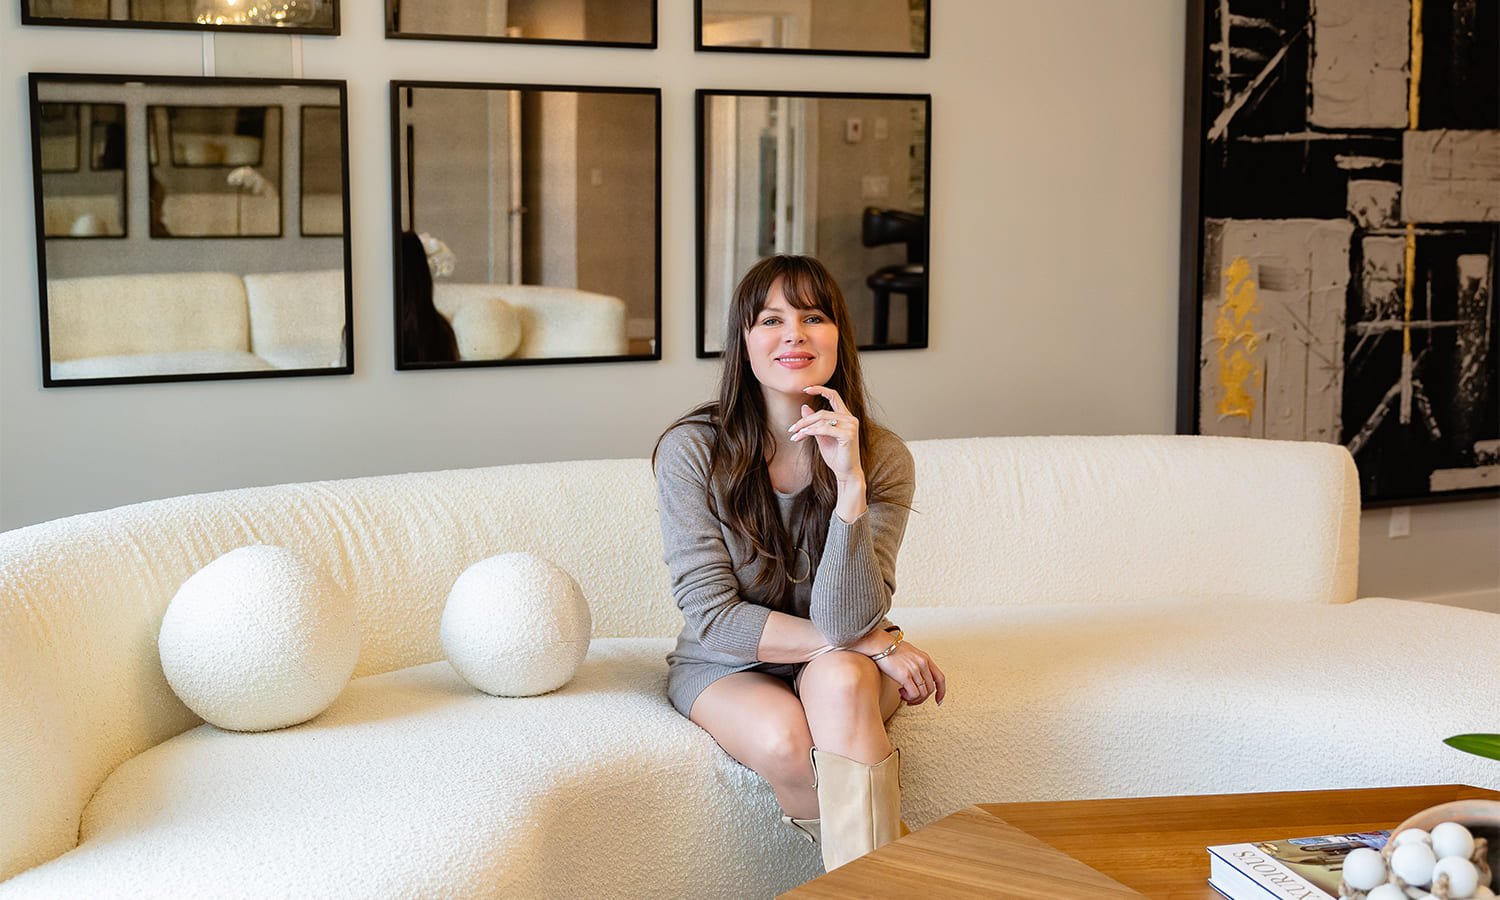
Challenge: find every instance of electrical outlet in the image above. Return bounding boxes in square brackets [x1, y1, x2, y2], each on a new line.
[845, 117, 863, 143]
[1388, 506, 1411, 538]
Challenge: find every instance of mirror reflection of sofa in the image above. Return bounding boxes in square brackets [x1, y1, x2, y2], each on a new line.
[46, 269, 347, 380]
[432, 283, 627, 361]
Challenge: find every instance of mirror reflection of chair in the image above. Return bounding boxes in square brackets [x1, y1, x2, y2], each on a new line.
[860, 206, 927, 346]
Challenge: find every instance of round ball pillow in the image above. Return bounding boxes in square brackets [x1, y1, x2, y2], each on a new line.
[451, 298, 522, 361]
[440, 552, 592, 697]
[158, 545, 360, 732]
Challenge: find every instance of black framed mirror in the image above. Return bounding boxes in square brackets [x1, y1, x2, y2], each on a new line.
[29, 74, 353, 387]
[392, 81, 661, 369]
[697, 89, 931, 356]
[696, 0, 928, 57]
[387, 0, 655, 48]
[153, 104, 283, 237]
[38, 101, 126, 238]
[21, 0, 338, 34]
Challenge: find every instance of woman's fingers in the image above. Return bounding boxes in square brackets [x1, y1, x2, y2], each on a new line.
[789, 414, 857, 443]
[929, 659, 947, 706]
[803, 384, 849, 413]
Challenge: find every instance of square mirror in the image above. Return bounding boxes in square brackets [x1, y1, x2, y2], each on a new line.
[697, 89, 930, 355]
[38, 101, 126, 238]
[387, 1, 654, 47]
[392, 81, 660, 368]
[29, 74, 353, 387]
[696, 0, 927, 57]
[153, 103, 283, 237]
[22, 0, 338, 33]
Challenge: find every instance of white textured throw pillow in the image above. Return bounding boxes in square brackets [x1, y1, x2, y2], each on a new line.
[441, 552, 592, 696]
[158, 545, 360, 732]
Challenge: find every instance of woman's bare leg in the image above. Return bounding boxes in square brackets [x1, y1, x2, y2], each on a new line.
[689, 672, 819, 819]
[795, 651, 902, 764]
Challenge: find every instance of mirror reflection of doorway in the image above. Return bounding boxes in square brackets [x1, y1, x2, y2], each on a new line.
[400, 86, 522, 285]
[699, 90, 928, 355]
[702, 92, 817, 353]
[393, 81, 661, 368]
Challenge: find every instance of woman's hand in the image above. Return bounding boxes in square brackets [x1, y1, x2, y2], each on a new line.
[872, 640, 946, 706]
[789, 386, 865, 521]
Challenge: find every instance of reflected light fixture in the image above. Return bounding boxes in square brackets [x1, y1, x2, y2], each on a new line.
[195, 0, 325, 26]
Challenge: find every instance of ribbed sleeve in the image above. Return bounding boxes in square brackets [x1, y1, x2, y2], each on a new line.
[809, 431, 915, 645]
[655, 424, 770, 661]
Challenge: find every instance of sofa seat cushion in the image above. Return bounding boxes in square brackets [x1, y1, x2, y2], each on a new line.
[4, 640, 822, 899]
[7, 601, 1495, 898]
[48, 350, 274, 380]
[888, 598, 1500, 827]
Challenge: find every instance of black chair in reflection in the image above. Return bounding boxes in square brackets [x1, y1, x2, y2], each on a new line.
[860, 207, 927, 346]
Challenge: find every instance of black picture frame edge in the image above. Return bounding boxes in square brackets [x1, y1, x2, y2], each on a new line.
[693, 87, 933, 359]
[1175, 0, 1205, 438]
[389, 79, 664, 371]
[384, 0, 656, 49]
[30, 72, 354, 388]
[693, 0, 930, 59]
[20, 0, 340, 36]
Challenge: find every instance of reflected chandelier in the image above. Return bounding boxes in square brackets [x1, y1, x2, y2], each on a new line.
[195, 0, 325, 26]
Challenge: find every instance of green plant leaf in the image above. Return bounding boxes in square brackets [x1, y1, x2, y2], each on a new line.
[1444, 734, 1500, 761]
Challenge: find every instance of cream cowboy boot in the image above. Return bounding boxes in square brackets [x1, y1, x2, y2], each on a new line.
[810, 746, 902, 871]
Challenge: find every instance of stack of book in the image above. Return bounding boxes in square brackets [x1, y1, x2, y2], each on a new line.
[1207, 831, 1390, 899]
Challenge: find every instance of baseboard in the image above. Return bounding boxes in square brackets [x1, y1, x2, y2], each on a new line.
[1414, 587, 1500, 613]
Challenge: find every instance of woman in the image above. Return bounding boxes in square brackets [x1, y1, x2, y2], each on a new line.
[653, 255, 946, 872]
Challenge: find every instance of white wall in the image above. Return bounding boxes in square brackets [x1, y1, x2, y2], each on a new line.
[1, 0, 1495, 610]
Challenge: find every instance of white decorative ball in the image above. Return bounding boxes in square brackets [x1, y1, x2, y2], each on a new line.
[1369, 885, 1409, 900]
[1431, 822, 1476, 862]
[1395, 828, 1434, 847]
[1392, 842, 1439, 888]
[440, 553, 591, 697]
[1342, 848, 1388, 891]
[1432, 857, 1480, 899]
[159, 545, 360, 732]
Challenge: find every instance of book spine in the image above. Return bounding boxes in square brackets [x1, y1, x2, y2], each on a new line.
[1208, 845, 1334, 900]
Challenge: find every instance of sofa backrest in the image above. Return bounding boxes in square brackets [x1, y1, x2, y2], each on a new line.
[0, 434, 1358, 880]
[243, 269, 347, 369]
[434, 283, 627, 358]
[898, 436, 1359, 608]
[46, 272, 251, 361]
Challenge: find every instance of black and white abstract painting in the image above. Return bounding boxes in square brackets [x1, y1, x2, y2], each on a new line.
[1179, 0, 1499, 505]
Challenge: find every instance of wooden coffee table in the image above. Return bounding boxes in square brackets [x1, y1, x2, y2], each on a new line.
[782, 784, 1499, 899]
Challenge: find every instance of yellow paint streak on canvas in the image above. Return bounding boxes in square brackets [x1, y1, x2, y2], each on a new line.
[1214, 256, 1261, 420]
[1405, 0, 1421, 354]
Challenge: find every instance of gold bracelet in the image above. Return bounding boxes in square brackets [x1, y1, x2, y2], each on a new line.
[868, 629, 904, 661]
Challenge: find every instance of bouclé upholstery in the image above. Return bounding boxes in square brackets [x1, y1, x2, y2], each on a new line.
[1, 436, 1495, 897]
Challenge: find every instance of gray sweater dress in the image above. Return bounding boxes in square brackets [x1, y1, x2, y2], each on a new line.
[655, 416, 916, 717]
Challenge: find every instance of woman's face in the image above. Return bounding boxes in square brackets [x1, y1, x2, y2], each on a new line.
[743, 278, 838, 399]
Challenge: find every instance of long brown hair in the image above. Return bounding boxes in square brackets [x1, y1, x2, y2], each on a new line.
[655, 255, 904, 603]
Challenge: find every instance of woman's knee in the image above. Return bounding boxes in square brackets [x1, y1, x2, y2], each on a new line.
[749, 721, 815, 781]
[800, 650, 882, 704]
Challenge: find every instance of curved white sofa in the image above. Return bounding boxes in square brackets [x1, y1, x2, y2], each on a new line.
[1, 436, 1495, 897]
[46, 270, 347, 379]
[44, 273, 630, 380]
[433, 282, 629, 360]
